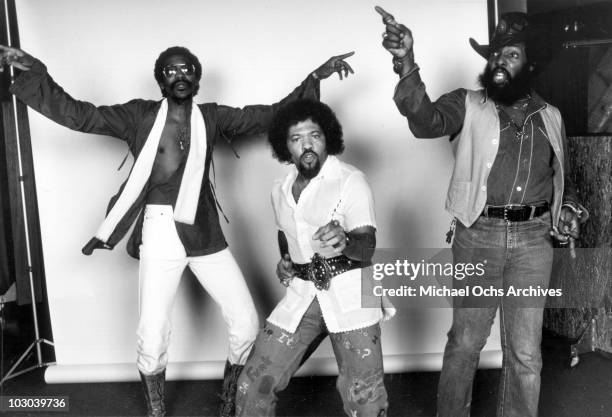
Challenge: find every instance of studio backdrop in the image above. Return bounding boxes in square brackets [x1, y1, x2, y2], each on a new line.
[13, 0, 501, 383]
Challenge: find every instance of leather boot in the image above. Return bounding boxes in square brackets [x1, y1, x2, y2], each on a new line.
[219, 360, 244, 417]
[139, 370, 166, 417]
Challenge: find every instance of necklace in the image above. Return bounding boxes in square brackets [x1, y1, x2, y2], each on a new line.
[497, 100, 531, 141]
[176, 126, 190, 151]
[511, 96, 531, 110]
[506, 115, 529, 141]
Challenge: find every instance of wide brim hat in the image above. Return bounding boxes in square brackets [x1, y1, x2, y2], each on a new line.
[470, 12, 533, 59]
[470, 11, 555, 73]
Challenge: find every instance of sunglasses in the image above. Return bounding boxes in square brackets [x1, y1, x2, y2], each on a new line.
[162, 63, 196, 78]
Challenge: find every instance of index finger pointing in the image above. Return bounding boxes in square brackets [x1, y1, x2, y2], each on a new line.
[336, 51, 355, 60]
[375, 6, 395, 23]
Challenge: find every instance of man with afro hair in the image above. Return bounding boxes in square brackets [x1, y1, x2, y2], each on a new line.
[0, 43, 354, 417]
[236, 99, 394, 417]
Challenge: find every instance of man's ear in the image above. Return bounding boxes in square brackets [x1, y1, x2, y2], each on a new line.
[158, 82, 167, 97]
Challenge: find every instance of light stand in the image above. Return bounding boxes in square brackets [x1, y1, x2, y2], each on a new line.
[0, 0, 55, 382]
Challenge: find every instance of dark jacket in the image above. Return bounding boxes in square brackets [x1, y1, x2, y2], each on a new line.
[10, 59, 320, 258]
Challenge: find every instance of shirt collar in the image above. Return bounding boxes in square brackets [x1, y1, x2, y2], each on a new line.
[281, 155, 341, 201]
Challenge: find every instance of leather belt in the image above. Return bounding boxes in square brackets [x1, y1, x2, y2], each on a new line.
[482, 202, 549, 222]
[293, 253, 366, 291]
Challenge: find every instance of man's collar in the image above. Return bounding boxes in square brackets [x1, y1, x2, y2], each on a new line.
[315, 155, 340, 180]
[282, 155, 340, 197]
[288, 155, 340, 181]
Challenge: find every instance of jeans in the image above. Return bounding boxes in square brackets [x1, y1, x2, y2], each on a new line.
[136, 205, 259, 374]
[437, 212, 553, 417]
[236, 298, 388, 417]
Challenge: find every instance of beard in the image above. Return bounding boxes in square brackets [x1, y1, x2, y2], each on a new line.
[479, 64, 532, 106]
[297, 150, 322, 179]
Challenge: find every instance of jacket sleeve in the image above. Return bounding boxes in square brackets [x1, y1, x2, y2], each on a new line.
[393, 70, 467, 139]
[214, 74, 320, 139]
[9, 59, 144, 142]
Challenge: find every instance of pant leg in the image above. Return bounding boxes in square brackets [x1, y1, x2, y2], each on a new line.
[137, 205, 188, 375]
[437, 307, 498, 417]
[438, 217, 505, 417]
[329, 324, 388, 417]
[187, 248, 259, 365]
[236, 299, 327, 417]
[496, 216, 553, 417]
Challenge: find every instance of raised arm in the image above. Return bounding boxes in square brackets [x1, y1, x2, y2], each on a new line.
[215, 52, 355, 139]
[375, 7, 466, 139]
[2, 45, 143, 142]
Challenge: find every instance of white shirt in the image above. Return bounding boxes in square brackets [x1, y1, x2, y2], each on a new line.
[267, 156, 395, 333]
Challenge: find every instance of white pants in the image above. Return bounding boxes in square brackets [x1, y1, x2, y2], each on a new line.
[136, 205, 259, 375]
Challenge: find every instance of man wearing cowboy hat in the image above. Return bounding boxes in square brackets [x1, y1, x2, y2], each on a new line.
[376, 7, 588, 417]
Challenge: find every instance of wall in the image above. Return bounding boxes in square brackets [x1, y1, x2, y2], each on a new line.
[13, 0, 500, 382]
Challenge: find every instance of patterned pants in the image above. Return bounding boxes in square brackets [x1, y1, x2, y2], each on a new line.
[236, 298, 387, 417]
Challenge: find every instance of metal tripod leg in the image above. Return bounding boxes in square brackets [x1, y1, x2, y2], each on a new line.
[1, 338, 55, 384]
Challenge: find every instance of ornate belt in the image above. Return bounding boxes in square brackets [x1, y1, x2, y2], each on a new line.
[293, 253, 365, 291]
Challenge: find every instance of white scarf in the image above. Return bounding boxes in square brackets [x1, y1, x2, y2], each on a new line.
[95, 99, 207, 242]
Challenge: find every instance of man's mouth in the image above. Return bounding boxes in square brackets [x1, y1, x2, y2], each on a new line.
[301, 151, 317, 163]
[492, 67, 510, 84]
[172, 81, 191, 91]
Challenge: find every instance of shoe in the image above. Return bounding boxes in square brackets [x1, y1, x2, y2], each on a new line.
[219, 360, 244, 417]
[139, 370, 166, 417]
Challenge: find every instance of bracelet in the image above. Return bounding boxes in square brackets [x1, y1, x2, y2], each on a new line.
[562, 202, 583, 219]
[393, 57, 420, 77]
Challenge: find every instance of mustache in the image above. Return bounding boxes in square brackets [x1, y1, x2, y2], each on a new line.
[491, 66, 511, 80]
[492, 66, 510, 77]
[300, 150, 318, 159]
[170, 79, 192, 89]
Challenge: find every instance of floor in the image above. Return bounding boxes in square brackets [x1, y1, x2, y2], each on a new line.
[1, 331, 612, 416]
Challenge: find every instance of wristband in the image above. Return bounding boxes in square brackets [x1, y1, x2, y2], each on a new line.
[345, 233, 352, 248]
[562, 202, 584, 219]
[393, 57, 419, 77]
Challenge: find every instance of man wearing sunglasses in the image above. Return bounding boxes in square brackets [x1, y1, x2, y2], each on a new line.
[0, 44, 354, 417]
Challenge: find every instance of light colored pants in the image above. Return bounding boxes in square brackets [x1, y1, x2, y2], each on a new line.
[236, 299, 388, 417]
[136, 205, 259, 375]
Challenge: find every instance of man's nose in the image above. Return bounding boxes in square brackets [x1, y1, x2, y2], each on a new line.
[495, 54, 507, 67]
[302, 138, 314, 149]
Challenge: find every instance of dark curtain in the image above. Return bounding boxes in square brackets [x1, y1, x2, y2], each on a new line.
[0, 156, 12, 295]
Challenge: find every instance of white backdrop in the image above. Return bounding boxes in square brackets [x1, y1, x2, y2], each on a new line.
[13, 0, 501, 382]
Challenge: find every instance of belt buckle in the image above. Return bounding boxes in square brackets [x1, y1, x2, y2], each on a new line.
[308, 253, 332, 291]
[504, 204, 523, 222]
